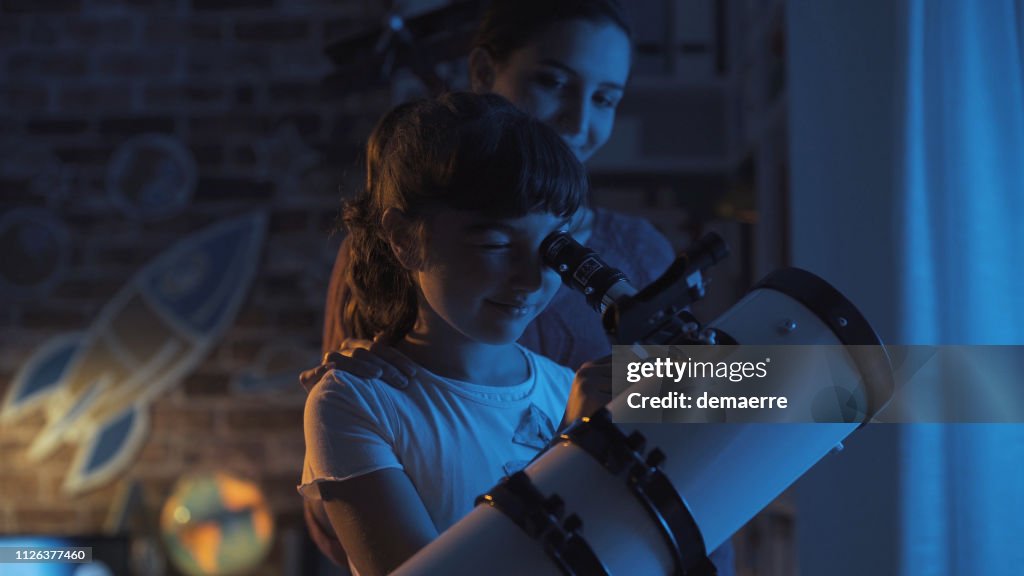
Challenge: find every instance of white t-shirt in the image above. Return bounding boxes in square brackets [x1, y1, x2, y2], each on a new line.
[298, 344, 573, 535]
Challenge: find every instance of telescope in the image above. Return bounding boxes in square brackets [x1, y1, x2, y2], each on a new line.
[394, 232, 894, 576]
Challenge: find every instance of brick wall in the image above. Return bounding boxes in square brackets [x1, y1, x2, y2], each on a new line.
[0, 0, 392, 573]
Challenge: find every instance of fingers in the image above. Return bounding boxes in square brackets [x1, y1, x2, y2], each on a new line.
[362, 344, 414, 389]
[324, 351, 346, 365]
[559, 359, 615, 430]
[299, 363, 334, 393]
[559, 388, 611, 431]
[331, 350, 387, 381]
[299, 345, 411, 392]
[574, 364, 613, 396]
[581, 386, 612, 410]
[337, 338, 373, 355]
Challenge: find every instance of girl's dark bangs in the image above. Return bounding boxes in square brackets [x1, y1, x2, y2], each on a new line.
[444, 115, 587, 218]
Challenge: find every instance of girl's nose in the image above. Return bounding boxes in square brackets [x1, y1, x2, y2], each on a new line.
[557, 93, 589, 141]
[508, 247, 546, 293]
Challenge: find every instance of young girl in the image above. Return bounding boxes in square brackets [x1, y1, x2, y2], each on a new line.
[299, 92, 595, 576]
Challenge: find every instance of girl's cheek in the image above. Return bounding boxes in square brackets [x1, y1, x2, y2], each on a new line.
[519, 90, 559, 124]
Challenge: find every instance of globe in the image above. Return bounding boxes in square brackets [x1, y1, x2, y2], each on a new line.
[160, 472, 274, 575]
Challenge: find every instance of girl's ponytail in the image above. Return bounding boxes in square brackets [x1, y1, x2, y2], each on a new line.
[342, 193, 418, 343]
[342, 102, 420, 343]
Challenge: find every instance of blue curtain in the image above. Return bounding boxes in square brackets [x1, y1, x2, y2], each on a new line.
[900, 0, 1024, 574]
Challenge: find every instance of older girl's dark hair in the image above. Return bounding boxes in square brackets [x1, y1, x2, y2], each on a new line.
[472, 0, 632, 63]
[343, 92, 588, 343]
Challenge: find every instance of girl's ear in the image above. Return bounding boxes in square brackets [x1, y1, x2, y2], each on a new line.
[468, 47, 497, 92]
[381, 208, 424, 270]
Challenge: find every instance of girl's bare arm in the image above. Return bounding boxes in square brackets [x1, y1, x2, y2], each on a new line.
[319, 468, 439, 576]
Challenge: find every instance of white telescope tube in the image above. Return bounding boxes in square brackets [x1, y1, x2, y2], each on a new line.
[393, 412, 859, 575]
[395, 270, 890, 576]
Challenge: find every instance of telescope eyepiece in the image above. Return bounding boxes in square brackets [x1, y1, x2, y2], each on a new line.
[540, 232, 635, 314]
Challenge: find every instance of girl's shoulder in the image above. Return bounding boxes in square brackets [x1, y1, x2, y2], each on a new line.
[306, 367, 405, 429]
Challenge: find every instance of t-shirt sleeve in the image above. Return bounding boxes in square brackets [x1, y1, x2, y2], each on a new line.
[298, 370, 402, 501]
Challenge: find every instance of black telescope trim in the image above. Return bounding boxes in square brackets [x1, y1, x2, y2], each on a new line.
[541, 231, 631, 313]
[476, 471, 610, 576]
[754, 268, 882, 347]
[754, 268, 895, 424]
[558, 409, 718, 576]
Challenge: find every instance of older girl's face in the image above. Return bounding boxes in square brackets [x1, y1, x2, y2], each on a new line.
[482, 19, 631, 163]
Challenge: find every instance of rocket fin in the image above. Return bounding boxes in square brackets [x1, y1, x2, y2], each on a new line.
[63, 406, 150, 494]
[1, 333, 82, 423]
[25, 378, 109, 462]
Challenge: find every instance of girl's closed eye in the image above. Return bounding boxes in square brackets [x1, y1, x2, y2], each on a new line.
[593, 91, 621, 109]
[533, 70, 568, 91]
[478, 242, 510, 251]
[468, 234, 512, 251]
